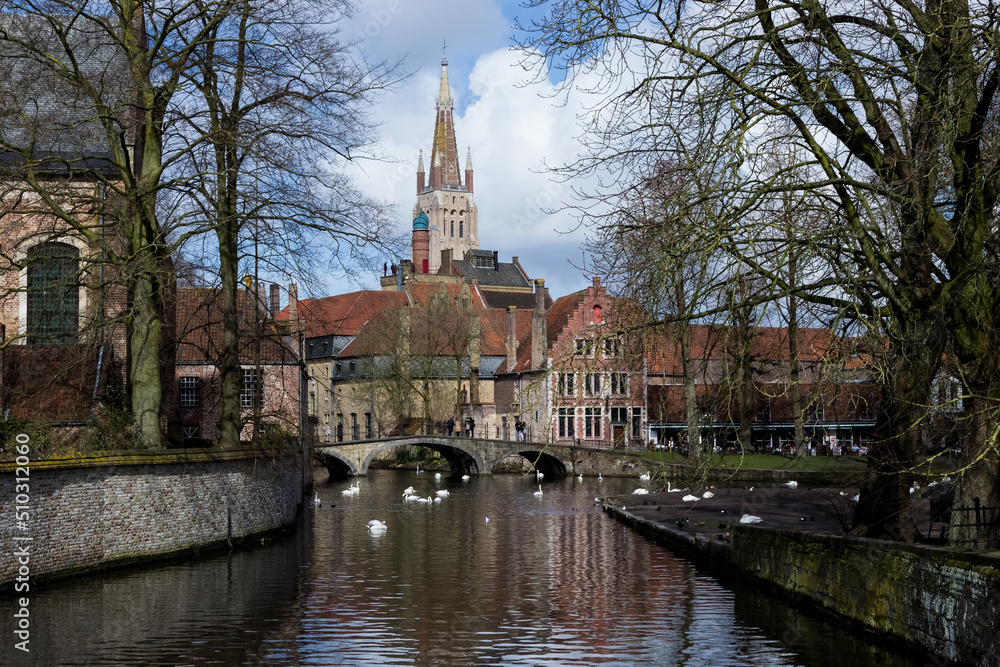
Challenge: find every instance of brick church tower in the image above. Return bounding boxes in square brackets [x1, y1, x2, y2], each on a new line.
[412, 55, 479, 273]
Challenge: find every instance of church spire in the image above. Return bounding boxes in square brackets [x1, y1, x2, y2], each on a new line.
[429, 54, 462, 189]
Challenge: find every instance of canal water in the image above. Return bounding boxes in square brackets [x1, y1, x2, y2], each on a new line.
[2, 470, 924, 666]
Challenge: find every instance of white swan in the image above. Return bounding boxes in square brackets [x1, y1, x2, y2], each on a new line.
[402, 486, 416, 497]
[433, 496, 442, 503]
[367, 519, 386, 529]
[536, 470, 544, 481]
[639, 472, 651, 482]
[784, 480, 798, 488]
[533, 484, 544, 497]
[313, 493, 321, 506]
[485, 516, 490, 523]
[434, 472, 442, 480]
[577, 474, 583, 481]
[414, 496, 432, 503]
[739, 514, 763, 524]
[632, 488, 649, 495]
[416, 465, 424, 475]
[435, 489, 450, 497]
[342, 482, 360, 496]
[681, 494, 700, 502]
[702, 491, 715, 499]
[461, 474, 471, 482]
[403, 493, 422, 502]
[598, 473, 603, 482]
[666, 482, 682, 493]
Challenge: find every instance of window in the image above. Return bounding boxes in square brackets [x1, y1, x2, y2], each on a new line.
[756, 401, 771, 422]
[365, 412, 373, 439]
[603, 337, 620, 357]
[858, 396, 875, 422]
[351, 413, 358, 440]
[459, 221, 463, 237]
[610, 373, 628, 395]
[557, 372, 575, 396]
[575, 338, 593, 357]
[241, 369, 262, 409]
[309, 392, 316, 416]
[584, 373, 602, 396]
[584, 407, 602, 438]
[610, 407, 628, 423]
[349, 361, 356, 376]
[632, 407, 642, 439]
[27, 242, 80, 344]
[335, 362, 342, 378]
[592, 305, 602, 323]
[558, 408, 574, 439]
[451, 221, 454, 237]
[179, 377, 200, 408]
[807, 395, 825, 422]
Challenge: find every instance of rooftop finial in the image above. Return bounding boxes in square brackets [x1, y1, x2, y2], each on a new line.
[442, 38, 447, 66]
[466, 146, 473, 171]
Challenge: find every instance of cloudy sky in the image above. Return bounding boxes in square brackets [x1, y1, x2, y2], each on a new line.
[337, 0, 598, 300]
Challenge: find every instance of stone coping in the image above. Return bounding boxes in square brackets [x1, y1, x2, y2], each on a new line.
[0, 445, 301, 472]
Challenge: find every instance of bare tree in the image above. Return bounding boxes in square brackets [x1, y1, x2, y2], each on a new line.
[519, 0, 1000, 544]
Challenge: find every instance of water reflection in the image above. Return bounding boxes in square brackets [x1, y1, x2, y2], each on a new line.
[1, 470, 920, 666]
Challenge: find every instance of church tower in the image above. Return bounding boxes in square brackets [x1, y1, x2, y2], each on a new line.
[413, 55, 479, 274]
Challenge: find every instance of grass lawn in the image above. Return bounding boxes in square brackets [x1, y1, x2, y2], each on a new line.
[642, 451, 870, 474]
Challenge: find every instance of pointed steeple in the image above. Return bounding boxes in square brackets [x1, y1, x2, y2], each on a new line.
[465, 146, 474, 193]
[416, 149, 425, 193]
[430, 56, 462, 188]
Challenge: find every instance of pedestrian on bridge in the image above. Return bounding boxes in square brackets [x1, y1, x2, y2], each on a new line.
[447, 415, 455, 436]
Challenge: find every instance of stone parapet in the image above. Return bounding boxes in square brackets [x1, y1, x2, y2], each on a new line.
[0, 446, 307, 586]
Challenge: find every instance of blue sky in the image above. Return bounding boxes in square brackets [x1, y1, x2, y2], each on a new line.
[333, 0, 598, 300]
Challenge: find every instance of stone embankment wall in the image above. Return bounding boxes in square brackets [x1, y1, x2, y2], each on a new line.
[609, 506, 999, 667]
[0, 446, 307, 586]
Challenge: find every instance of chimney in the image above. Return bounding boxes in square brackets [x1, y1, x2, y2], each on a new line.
[440, 248, 453, 275]
[506, 306, 517, 371]
[531, 279, 547, 369]
[269, 283, 280, 319]
[593, 275, 601, 291]
[493, 250, 499, 271]
[256, 281, 267, 315]
[288, 283, 298, 331]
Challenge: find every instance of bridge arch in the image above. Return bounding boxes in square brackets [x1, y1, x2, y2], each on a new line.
[491, 446, 571, 477]
[359, 437, 486, 478]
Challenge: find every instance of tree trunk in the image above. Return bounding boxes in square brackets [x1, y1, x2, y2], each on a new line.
[948, 392, 1000, 548]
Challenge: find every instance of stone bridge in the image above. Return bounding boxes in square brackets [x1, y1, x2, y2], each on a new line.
[316, 436, 649, 479]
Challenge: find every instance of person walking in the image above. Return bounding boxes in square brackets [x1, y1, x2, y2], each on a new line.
[467, 416, 476, 438]
[447, 415, 455, 436]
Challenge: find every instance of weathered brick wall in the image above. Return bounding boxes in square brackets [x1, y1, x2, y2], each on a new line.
[0, 449, 305, 585]
[730, 528, 1000, 666]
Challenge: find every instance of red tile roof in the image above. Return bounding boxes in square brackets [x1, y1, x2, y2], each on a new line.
[3, 344, 111, 421]
[275, 290, 410, 339]
[175, 288, 299, 364]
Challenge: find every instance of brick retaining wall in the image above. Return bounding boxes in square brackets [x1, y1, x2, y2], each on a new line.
[607, 504, 999, 667]
[0, 446, 307, 586]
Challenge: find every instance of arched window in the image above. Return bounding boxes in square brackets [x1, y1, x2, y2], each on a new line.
[450, 221, 454, 237]
[459, 221, 464, 238]
[27, 242, 80, 344]
[592, 305, 602, 323]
